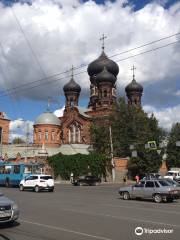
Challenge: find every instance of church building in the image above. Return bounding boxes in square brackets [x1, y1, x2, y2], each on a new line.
[33, 41, 143, 148]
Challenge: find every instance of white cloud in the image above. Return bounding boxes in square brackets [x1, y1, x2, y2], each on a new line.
[174, 90, 180, 97]
[0, 0, 180, 129]
[54, 106, 64, 117]
[144, 104, 180, 130]
[9, 119, 34, 142]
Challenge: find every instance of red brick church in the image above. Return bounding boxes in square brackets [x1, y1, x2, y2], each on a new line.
[33, 44, 143, 148]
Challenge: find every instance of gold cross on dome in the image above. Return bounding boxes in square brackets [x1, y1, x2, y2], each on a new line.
[47, 97, 51, 112]
[100, 34, 107, 51]
[131, 65, 136, 79]
[71, 65, 74, 78]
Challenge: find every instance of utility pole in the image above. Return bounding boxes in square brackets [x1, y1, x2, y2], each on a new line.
[109, 125, 115, 182]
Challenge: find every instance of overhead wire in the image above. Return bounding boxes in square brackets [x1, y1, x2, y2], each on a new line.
[0, 31, 179, 97]
[0, 39, 179, 98]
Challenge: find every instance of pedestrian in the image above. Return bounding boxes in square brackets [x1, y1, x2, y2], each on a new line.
[135, 175, 139, 183]
[123, 175, 127, 184]
[70, 172, 74, 184]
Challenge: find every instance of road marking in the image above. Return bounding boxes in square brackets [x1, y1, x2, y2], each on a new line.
[103, 203, 180, 215]
[20, 219, 111, 240]
[60, 208, 180, 229]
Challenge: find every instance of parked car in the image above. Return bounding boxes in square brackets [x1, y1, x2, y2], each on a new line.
[118, 179, 180, 203]
[164, 178, 180, 188]
[142, 173, 161, 180]
[0, 192, 19, 224]
[72, 175, 101, 186]
[164, 171, 180, 180]
[19, 174, 54, 192]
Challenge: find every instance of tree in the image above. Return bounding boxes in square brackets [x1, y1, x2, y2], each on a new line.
[47, 153, 111, 180]
[12, 137, 25, 144]
[90, 97, 165, 176]
[166, 123, 180, 168]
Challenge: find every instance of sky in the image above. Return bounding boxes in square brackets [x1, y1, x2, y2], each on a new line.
[0, 0, 180, 141]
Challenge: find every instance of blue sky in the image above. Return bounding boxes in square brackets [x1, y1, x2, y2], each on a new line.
[0, 0, 180, 138]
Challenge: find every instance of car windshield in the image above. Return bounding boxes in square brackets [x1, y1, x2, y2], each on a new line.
[40, 176, 53, 180]
[166, 172, 174, 176]
[166, 179, 180, 186]
[158, 180, 171, 186]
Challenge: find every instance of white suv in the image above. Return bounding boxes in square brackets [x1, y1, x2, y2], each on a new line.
[164, 171, 180, 180]
[19, 174, 54, 192]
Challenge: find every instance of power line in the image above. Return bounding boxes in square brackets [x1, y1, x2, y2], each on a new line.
[0, 32, 179, 97]
[0, 39, 179, 98]
[10, 6, 47, 78]
[110, 32, 180, 58]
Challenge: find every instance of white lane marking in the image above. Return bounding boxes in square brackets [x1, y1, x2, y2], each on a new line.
[20, 219, 111, 240]
[103, 203, 180, 215]
[60, 208, 180, 229]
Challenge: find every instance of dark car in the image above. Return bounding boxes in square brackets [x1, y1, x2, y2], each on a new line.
[73, 175, 101, 186]
[0, 192, 19, 224]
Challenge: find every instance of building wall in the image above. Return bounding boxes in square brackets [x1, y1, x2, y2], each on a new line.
[33, 124, 61, 147]
[0, 112, 10, 145]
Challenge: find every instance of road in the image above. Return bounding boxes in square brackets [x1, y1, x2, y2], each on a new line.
[0, 184, 180, 240]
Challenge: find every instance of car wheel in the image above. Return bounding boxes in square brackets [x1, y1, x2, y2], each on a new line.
[19, 184, 24, 191]
[34, 185, 40, 193]
[154, 194, 162, 203]
[122, 191, 130, 200]
[48, 188, 54, 192]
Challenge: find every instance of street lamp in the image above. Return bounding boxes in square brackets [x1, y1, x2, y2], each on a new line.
[109, 126, 115, 182]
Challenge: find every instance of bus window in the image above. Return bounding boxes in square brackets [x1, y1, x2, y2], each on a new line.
[14, 165, 20, 174]
[24, 166, 32, 174]
[0, 166, 5, 174]
[5, 166, 12, 174]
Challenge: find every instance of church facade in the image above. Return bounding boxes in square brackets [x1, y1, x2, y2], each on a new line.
[33, 46, 143, 148]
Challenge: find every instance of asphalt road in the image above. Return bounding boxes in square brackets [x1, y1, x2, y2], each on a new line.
[0, 184, 180, 240]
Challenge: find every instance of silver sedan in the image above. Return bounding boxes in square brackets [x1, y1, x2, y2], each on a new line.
[0, 192, 19, 224]
[118, 179, 180, 203]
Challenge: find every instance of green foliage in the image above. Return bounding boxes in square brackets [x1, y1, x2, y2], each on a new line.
[90, 121, 110, 155]
[167, 123, 180, 168]
[12, 137, 25, 144]
[47, 153, 111, 180]
[90, 97, 164, 175]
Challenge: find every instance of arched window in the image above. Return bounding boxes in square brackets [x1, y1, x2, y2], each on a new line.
[68, 123, 81, 143]
[45, 131, 48, 141]
[38, 131, 41, 141]
[51, 131, 55, 141]
[104, 90, 107, 97]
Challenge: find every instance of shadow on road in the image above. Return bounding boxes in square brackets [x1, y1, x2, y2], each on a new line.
[0, 221, 20, 230]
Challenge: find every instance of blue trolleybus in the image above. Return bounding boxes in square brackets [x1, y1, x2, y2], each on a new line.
[0, 162, 43, 187]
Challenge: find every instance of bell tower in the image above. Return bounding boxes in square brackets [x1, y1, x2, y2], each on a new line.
[63, 66, 81, 111]
[125, 66, 143, 106]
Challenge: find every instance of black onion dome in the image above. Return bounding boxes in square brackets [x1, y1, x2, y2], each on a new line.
[63, 78, 81, 93]
[96, 67, 116, 84]
[87, 51, 119, 77]
[125, 79, 143, 93]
